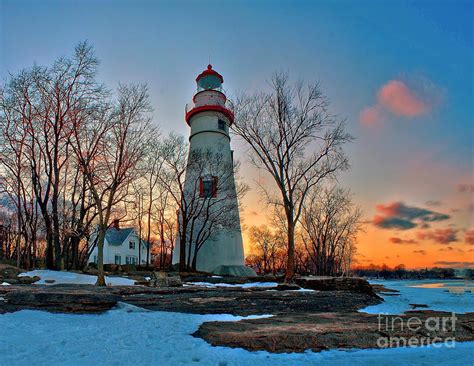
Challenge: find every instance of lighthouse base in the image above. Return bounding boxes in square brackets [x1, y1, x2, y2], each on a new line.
[211, 265, 256, 277]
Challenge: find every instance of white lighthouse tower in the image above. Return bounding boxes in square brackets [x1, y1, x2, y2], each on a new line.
[172, 65, 256, 277]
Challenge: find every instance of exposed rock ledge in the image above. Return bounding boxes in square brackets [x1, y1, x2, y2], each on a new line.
[194, 310, 474, 353]
[0, 282, 381, 315]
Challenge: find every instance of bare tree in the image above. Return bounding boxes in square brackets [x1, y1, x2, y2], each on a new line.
[0, 42, 103, 269]
[300, 186, 362, 276]
[139, 137, 165, 266]
[71, 83, 154, 285]
[157, 133, 189, 271]
[233, 73, 352, 280]
[248, 225, 285, 274]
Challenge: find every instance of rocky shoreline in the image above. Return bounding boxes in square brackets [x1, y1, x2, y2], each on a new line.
[0, 282, 381, 315]
[1, 266, 473, 354]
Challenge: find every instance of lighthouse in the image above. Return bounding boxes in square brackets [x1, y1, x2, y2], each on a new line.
[172, 65, 256, 277]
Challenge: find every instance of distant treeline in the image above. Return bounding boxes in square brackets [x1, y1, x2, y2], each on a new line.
[352, 265, 474, 280]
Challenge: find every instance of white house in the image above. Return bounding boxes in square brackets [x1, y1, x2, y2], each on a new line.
[88, 222, 148, 265]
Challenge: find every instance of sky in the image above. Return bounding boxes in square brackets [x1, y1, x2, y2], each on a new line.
[1, 0, 473, 269]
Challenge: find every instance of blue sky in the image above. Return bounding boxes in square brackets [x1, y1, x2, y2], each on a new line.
[1, 0, 473, 267]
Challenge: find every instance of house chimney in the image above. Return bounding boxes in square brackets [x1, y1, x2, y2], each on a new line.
[112, 219, 120, 230]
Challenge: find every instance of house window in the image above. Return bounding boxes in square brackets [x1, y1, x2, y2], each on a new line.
[218, 119, 226, 131]
[129, 241, 135, 250]
[114, 255, 121, 265]
[199, 177, 218, 198]
[126, 256, 137, 265]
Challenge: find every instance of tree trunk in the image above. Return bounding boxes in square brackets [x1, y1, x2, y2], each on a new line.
[95, 227, 107, 286]
[179, 220, 187, 272]
[285, 219, 295, 281]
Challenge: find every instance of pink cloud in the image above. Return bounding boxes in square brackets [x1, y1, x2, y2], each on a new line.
[360, 77, 441, 126]
[389, 237, 418, 244]
[465, 229, 474, 245]
[416, 228, 458, 244]
[377, 80, 427, 117]
[359, 105, 383, 125]
[457, 183, 474, 193]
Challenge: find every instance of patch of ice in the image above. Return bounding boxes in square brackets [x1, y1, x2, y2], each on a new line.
[0, 307, 471, 365]
[18, 270, 136, 286]
[1, 282, 11, 286]
[297, 288, 316, 292]
[361, 279, 474, 315]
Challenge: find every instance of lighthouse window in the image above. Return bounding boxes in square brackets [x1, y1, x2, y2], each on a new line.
[201, 180, 213, 198]
[218, 119, 226, 131]
[199, 177, 218, 198]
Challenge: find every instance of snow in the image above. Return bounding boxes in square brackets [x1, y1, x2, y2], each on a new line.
[0, 305, 472, 366]
[18, 270, 136, 286]
[361, 279, 474, 315]
[1, 282, 10, 286]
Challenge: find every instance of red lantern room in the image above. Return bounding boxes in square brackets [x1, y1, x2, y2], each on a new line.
[185, 64, 234, 125]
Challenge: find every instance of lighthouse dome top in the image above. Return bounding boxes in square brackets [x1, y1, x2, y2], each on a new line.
[196, 64, 224, 91]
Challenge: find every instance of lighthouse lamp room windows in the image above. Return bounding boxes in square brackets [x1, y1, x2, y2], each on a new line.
[199, 176, 218, 198]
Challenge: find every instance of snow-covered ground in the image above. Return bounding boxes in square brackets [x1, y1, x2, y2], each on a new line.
[361, 279, 474, 315]
[18, 270, 136, 286]
[0, 303, 472, 366]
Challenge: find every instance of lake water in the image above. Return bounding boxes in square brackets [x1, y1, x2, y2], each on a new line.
[361, 279, 474, 314]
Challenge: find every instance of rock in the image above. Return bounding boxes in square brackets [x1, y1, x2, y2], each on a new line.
[149, 271, 182, 287]
[0, 264, 23, 280]
[211, 265, 257, 277]
[295, 276, 377, 297]
[276, 283, 301, 291]
[134, 280, 151, 286]
[409, 303, 429, 309]
[195, 310, 474, 353]
[17, 276, 40, 284]
[44, 279, 56, 284]
[0, 282, 381, 316]
[0, 285, 121, 313]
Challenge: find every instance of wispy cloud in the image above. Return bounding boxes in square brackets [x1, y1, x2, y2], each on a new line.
[416, 228, 458, 244]
[457, 183, 474, 193]
[438, 246, 464, 253]
[389, 237, 418, 244]
[465, 229, 474, 245]
[359, 105, 383, 126]
[413, 249, 427, 255]
[434, 261, 474, 268]
[372, 201, 450, 230]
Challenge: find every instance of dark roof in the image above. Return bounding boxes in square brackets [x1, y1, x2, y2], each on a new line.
[105, 227, 134, 246]
[104, 227, 150, 248]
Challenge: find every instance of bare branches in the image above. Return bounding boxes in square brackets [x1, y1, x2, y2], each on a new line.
[300, 186, 363, 276]
[233, 72, 352, 279]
